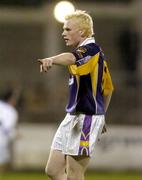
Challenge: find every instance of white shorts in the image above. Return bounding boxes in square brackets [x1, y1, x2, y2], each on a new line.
[51, 113, 105, 157]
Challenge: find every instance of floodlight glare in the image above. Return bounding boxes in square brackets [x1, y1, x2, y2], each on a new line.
[54, 1, 75, 23]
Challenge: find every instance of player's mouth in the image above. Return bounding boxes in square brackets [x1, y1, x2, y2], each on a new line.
[64, 38, 69, 43]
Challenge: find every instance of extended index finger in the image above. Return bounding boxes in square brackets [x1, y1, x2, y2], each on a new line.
[37, 59, 43, 64]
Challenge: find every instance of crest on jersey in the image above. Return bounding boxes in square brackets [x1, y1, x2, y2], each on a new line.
[76, 47, 87, 58]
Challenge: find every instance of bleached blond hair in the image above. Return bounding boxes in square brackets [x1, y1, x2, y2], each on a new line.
[65, 10, 94, 37]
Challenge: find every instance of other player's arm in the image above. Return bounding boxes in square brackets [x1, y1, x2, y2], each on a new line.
[38, 52, 76, 72]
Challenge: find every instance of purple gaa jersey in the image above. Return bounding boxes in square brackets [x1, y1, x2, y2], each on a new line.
[66, 38, 114, 115]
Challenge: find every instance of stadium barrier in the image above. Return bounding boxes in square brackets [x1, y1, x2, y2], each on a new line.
[13, 124, 142, 171]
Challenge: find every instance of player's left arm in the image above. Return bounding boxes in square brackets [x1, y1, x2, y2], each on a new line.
[102, 60, 114, 112]
[38, 53, 76, 72]
[101, 92, 112, 134]
[103, 92, 112, 113]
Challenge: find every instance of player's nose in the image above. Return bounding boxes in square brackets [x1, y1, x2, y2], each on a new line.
[62, 31, 65, 36]
[62, 30, 67, 36]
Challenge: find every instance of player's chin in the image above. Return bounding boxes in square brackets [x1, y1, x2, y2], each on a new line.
[66, 42, 73, 47]
[66, 42, 70, 46]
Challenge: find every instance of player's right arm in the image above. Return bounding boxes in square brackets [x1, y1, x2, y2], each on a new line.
[38, 53, 76, 72]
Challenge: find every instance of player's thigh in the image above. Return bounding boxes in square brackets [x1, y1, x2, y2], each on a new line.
[67, 155, 90, 174]
[45, 149, 66, 175]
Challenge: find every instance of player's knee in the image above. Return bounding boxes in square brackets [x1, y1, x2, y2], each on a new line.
[45, 165, 53, 177]
[45, 165, 63, 178]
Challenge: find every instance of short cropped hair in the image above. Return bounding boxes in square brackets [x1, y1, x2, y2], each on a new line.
[65, 10, 94, 37]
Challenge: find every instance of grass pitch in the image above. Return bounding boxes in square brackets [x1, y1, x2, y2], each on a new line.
[1, 171, 142, 180]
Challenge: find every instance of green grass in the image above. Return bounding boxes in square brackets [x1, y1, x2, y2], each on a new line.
[1, 171, 142, 180]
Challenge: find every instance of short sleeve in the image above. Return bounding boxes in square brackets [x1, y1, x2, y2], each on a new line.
[72, 43, 100, 66]
[69, 43, 100, 75]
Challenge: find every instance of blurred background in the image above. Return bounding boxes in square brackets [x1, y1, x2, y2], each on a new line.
[0, 0, 142, 173]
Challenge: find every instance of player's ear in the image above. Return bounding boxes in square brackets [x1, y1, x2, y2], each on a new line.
[80, 30, 86, 37]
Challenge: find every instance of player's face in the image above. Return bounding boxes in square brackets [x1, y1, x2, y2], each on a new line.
[62, 18, 83, 47]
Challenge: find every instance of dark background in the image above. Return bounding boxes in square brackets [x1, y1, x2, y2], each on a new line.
[0, 0, 141, 125]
